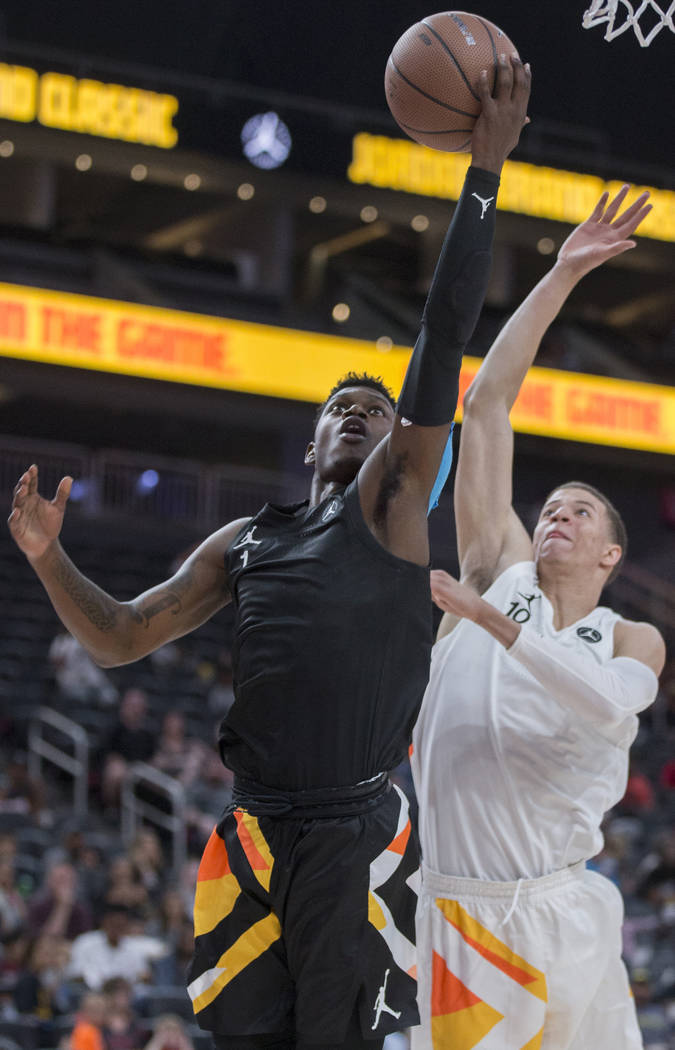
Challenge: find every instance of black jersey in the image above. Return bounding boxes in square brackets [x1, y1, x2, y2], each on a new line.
[218, 477, 432, 790]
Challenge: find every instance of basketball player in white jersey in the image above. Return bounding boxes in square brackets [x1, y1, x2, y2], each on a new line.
[411, 186, 665, 1050]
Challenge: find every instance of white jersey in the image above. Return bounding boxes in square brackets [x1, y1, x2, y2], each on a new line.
[412, 561, 638, 881]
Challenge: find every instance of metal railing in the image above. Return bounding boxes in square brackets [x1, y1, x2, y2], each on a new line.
[28, 706, 89, 817]
[0, 433, 294, 531]
[121, 762, 187, 876]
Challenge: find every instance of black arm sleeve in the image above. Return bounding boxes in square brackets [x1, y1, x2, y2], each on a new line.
[397, 165, 500, 426]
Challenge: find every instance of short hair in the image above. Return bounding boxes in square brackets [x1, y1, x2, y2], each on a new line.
[314, 372, 396, 423]
[543, 481, 627, 584]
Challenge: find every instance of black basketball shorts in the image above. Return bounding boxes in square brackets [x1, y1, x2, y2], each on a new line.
[187, 781, 419, 1043]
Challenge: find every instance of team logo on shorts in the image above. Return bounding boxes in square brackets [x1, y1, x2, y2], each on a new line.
[576, 626, 602, 643]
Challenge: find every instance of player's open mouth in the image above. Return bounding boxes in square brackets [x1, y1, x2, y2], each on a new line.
[546, 530, 570, 541]
[339, 419, 367, 440]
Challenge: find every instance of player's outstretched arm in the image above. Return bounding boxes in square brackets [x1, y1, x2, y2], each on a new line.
[431, 569, 665, 732]
[454, 185, 652, 594]
[358, 55, 530, 564]
[8, 464, 247, 667]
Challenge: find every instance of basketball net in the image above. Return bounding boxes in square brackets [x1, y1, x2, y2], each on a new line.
[582, 0, 675, 45]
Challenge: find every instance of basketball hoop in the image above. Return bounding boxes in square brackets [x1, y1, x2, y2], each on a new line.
[582, 0, 675, 45]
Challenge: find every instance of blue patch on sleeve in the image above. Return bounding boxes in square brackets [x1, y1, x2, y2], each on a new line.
[428, 424, 455, 514]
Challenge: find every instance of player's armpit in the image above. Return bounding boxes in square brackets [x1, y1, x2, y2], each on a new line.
[613, 619, 666, 677]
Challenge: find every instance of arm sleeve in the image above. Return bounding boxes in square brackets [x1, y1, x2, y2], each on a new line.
[397, 166, 500, 426]
[507, 628, 659, 734]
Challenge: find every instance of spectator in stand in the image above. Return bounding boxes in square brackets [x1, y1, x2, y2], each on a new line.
[0, 854, 27, 939]
[49, 632, 118, 708]
[68, 903, 166, 992]
[100, 857, 151, 919]
[100, 689, 155, 812]
[27, 860, 93, 940]
[0, 751, 48, 825]
[149, 712, 205, 788]
[70, 991, 107, 1050]
[150, 917, 195, 989]
[100, 975, 152, 1050]
[128, 829, 164, 897]
[619, 759, 657, 817]
[13, 933, 74, 1038]
[183, 751, 233, 850]
[635, 828, 675, 911]
[146, 888, 188, 950]
[206, 648, 235, 718]
[142, 1014, 194, 1050]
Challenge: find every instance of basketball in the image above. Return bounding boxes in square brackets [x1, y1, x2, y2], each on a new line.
[384, 11, 519, 153]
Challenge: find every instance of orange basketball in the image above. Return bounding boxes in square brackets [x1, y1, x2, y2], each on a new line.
[384, 11, 519, 152]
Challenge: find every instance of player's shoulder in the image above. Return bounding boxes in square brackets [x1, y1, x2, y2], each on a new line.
[203, 517, 253, 557]
[613, 616, 666, 675]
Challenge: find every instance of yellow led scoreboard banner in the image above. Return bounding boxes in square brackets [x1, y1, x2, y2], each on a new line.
[348, 133, 675, 243]
[0, 63, 178, 148]
[0, 282, 673, 455]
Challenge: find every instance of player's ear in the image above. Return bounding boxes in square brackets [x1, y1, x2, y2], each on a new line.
[600, 543, 622, 572]
[304, 442, 316, 465]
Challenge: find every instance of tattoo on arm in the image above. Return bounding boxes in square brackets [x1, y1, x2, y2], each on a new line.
[54, 559, 118, 632]
[136, 592, 182, 627]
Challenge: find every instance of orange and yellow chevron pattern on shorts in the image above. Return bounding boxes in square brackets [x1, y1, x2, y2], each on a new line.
[187, 783, 421, 1043]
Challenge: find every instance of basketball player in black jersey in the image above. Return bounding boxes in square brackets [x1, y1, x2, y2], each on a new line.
[8, 56, 530, 1050]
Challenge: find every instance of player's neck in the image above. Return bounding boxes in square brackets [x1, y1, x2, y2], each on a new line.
[308, 475, 347, 508]
[537, 567, 606, 631]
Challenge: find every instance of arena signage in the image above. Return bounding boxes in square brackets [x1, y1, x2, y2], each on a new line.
[0, 282, 672, 455]
[0, 63, 178, 148]
[348, 133, 675, 243]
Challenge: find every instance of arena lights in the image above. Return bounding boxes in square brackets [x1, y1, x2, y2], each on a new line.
[309, 196, 327, 214]
[0, 140, 14, 158]
[130, 164, 148, 182]
[332, 303, 350, 322]
[136, 469, 160, 493]
[237, 183, 255, 201]
[376, 336, 393, 352]
[411, 214, 429, 232]
[183, 173, 201, 191]
[75, 153, 92, 172]
[537, 237, 556, 255]
[360, 205, 378, 223]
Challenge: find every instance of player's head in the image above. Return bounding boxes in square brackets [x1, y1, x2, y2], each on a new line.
[305, 372, 396, 484]
[532, 481, 627, 584]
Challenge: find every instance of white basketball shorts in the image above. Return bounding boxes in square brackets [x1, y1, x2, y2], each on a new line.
[411, 861, 642, 1050]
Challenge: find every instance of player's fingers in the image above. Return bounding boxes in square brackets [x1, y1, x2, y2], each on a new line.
[476, 67, 493, 107]
[613, 193, 651, 232]
[588, 191, 610, 224]
[53, 476, 73, 511]
[26, 463, 39, 495]
[494, 51, 514, 99]
[615, 203, 652, 239]
[510, 54, 527, 99]
[601, 184, 630, 224]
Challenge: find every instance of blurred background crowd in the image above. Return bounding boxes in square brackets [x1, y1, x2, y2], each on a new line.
[0, 0, 673, 1047]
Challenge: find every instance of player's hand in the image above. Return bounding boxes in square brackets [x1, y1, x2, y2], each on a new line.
[556, 185, 652, 277]
[471, 53, 531, 172]
[7, 464, 72, 561]
[430, 569, 482, 622]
